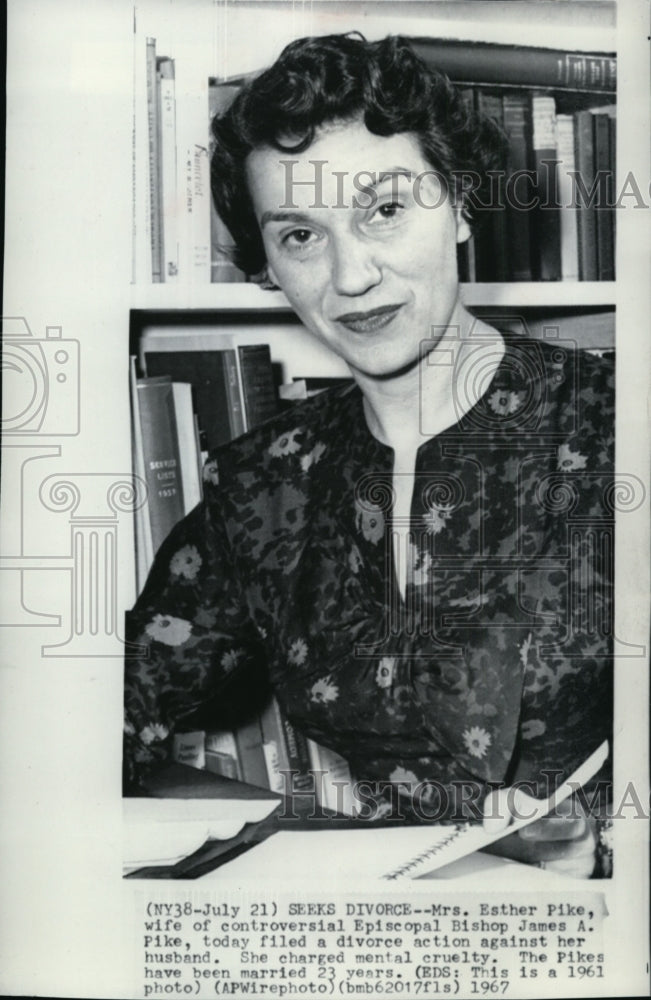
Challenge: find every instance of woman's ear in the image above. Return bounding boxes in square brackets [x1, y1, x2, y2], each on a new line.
[455, 205, 472, 245]
[259, 263, 280, 291]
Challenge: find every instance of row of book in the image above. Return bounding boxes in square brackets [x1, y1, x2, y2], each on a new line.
[129, 335, 278, 588]
[139, 36, 615, 286]
[172, 697, 356, 815]
[457, 92, 615, 283]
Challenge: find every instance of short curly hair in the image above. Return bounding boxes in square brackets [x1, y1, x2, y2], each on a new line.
[210, 32, 506, 277]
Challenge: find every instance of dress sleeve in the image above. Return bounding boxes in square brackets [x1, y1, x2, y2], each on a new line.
[123, 479, 266, 791]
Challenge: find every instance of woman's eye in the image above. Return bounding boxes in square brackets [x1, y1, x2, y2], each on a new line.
[283, 228, 316, 247]
[372, 201, 404, 222]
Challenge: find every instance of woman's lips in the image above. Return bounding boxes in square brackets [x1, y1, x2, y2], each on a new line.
[334, 303, 404, 333]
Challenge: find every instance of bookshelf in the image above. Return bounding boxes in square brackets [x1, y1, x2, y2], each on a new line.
[131, 0, 617, 309]
[128, 0, 618, 800]
[131, 281, 616, 313]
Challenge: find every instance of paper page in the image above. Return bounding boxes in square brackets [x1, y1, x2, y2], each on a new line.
[123, 797, 279, 868]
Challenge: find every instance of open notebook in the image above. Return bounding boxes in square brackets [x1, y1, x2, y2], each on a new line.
[202, 741, 609, 883]
[125, 741, 607, 880]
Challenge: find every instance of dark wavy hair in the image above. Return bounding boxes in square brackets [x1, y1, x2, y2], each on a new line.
[210, 33, 506, 277]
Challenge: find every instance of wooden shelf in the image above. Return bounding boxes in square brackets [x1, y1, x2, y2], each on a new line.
[130, 282, 615, 313]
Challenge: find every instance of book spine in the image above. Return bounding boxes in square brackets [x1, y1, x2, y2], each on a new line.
[502, 93, 533, 281]
[608, 115, 616, 280]
[208, 80, 247, 282]
[410, 38, 616, 92]
[188, 86, 212, 282]
[281, 716, 314, 794]
[473, 90, 508, 282]
[172, 730, 206, 770]
[573, 110, 598, 281]
[146, 38, 162, 282]
[237, 344, 279, 429]
[556, 114, 580, 281]
[531, 93, 561, 281]
[234, 717, 270, 789]
[176, 67, 212, 284]
[593, 112, 615, 281]
[157, 56, 179, 282]
[136, 376, 185, 553]
[144, 350, 235, 451]
[171, 382, 202, 513]
[259, 697, 292, 796]
[261, 742, 288, 795]
[205, 730, 242, 781]
[129, 357, 154, 588]
[204, 749, 240, 780]
[222, 349, 246, 439]
[306, 740, 356, 816]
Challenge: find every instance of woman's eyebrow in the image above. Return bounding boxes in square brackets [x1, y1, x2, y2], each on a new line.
[260, 210, 312, 227]
[259, 169, 417, 228]
[375, 168, 415, 185]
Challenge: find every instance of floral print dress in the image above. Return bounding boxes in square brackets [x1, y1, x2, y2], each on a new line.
[124, 334, 614, 834]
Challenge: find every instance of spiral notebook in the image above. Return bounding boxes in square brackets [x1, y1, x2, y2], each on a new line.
[203, 741, 609, 883]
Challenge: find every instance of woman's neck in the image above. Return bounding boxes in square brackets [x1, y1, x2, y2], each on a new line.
[355, 307, 504, 455]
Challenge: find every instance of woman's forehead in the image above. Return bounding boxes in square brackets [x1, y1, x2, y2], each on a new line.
[245, 120, 429, 209]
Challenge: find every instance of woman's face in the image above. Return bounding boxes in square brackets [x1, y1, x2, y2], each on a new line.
[246, 119, 471, 381]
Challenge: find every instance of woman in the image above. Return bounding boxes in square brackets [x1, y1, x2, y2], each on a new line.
[125, 34, 613, 875]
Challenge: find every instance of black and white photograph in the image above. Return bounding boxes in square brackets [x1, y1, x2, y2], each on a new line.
[2, 1, 649, 997]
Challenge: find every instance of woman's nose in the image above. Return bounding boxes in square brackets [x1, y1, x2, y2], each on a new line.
[330, 231, 382, 296]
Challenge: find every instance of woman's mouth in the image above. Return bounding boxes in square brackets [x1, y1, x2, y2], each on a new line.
[334, 303, 404, 333]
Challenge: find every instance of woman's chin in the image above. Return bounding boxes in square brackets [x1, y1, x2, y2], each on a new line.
[348, 350, 422, 382]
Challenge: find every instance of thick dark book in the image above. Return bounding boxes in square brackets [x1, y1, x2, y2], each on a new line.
[593, 112, 615, 281]
[473, 90, 509, 282]
[136, 375, 185, 553]
[409, 38, 616, 92]
[574, 110, 598, 281]
[608, 115, 616, 279]
[145, 350, 244, 450]
[237, 344, 278, 428]
[530, 93, 561, 281]
[502, 93, 533, 281]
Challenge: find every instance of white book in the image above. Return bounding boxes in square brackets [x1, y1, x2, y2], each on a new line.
[132, 32, 153, 283]
[307, 739, 356, 816]
[158, 57, 179, 282]
[172, 729, 205, 770]
[129, 357, 154, 590]
[173, 56, 212, 284]
[556, 113, 579, 281]
[171, 382, 202, 512]
[262, 741, 288, 795]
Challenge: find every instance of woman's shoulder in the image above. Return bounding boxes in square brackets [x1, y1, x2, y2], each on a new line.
[499, 330, 614, 413]
[201, 381, 359, 485]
